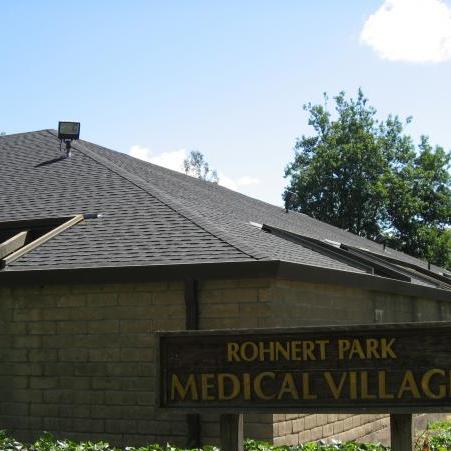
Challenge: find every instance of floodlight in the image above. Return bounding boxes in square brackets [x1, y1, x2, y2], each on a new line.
[58, 122, 80, 141]
[58, 121, 80, 158]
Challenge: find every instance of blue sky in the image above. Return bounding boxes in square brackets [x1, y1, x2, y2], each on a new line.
[1, 0, 451, 205]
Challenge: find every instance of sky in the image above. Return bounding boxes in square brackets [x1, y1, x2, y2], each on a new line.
[1, 0, 451, 206]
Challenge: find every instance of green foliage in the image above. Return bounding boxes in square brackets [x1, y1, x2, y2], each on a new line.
[427, 421, 451, 432]
[2, 425, 451, 451]
[0, 432, 389, 451]
[244, 439, 388, 450]
[0, 429, 27, 451]
[284, 89, 451, 269]
[2, 422, 451, 451]
[415, 420, 451, 451]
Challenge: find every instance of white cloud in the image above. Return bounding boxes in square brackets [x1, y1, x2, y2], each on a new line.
[218, 174, 260, 191]
[127, 145, 260, 193]
[360, 0, 451, 63]
[128, 145, 187, 172]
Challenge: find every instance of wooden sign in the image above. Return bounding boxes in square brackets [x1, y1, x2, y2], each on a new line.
[158, 322, 451, 413]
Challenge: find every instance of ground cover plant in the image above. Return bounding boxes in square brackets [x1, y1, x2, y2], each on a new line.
[415, 421, 451, 451]
[0, 432, 389, 451]
[1, 421, 450, 451]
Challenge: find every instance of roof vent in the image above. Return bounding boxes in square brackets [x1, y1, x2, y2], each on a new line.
[58, 121, 80, 158]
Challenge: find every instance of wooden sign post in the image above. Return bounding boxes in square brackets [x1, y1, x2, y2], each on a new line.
[390, 414, 413, 451]
[220, 414, 243, 451]
[157, 322, 451, 450]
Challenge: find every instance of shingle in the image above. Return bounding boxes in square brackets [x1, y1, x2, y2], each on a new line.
[86, 137, 449, 280]
[0, 129, 448, 290]
[0, 130, 253, 269]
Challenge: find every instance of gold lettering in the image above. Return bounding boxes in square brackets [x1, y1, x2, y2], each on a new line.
[254, 372, 276, 400]
[303, 341, 316, 360]
[365, 339, 380, 359]
[324, 372, 347, 399]
[227, 342, 240, 362]
[291, 341, 302, 360]
[277, 373, 299, 400]
[302, 373, 317, 399]
[171, 374, 198, 400]
[349, 372, 358, 399]
[349, 340, 366, 359]
[421, 369, 446, 399]
[360, 371, 376, 399]
[240, 342, 259, 361]
[381, 338, 397, 359]
[397, 370, 420, 399]
[243, 373, 251, 400]
[378, 371, 394, 399]
[338, 339, 351, 359]
[201, 374, 215, 400]
[218, 373, 240, 400]
[258, 341, 275, 361]
[316, 340, 329, 360]
[274, 341, 290, 360]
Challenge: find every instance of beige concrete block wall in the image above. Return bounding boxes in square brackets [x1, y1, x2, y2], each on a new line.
[272, 413, 448, 446]
[261, 279, 447, 446]
[1, 277, 448, 447]
[272, 413, 389, 446]
[197, 278, 274, 445]
[0, 281, 188, 447]
[200, 413, 273, 445]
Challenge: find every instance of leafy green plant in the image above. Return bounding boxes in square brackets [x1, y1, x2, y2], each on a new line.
[415, 420, 451, 451]
[0, 429, 27, 451]
[0, 433, 388, 451]
[0, 432, 389, 451]
[243, 439, 388, 451]
[1, 425, 450, 451]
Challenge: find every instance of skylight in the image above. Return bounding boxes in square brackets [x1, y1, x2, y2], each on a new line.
[260, 223, 451, 289]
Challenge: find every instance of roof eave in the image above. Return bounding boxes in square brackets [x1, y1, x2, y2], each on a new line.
[1, 260, 450, 302]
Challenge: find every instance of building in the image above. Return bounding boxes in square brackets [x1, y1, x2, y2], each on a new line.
[1, 129, 450, 447]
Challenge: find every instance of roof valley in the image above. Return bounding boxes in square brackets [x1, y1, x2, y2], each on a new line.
[47, 131, 270, 262]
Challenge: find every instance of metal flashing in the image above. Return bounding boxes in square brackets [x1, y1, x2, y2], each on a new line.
[262, 224, 375, 274]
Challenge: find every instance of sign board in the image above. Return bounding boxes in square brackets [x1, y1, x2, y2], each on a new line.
[158, 322, 451, 413]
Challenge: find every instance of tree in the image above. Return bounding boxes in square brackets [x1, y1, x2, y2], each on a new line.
[184, 150, 219, 183]
[284, 89, 451, 269]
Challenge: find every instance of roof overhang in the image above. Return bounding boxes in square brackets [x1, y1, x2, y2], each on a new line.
[1, 260, 450, 302]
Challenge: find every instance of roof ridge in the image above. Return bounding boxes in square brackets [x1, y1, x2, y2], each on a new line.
[79, 137, 288, 212]
[45, 131, 270, 261]
[0, 129, 56, 139]
[120, 151, 443, 272]
[111, 145, 288, 210]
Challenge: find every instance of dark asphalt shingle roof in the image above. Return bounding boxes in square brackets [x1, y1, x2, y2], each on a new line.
[0, 129, 449, 290]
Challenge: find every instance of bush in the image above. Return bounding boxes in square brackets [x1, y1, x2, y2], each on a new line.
[415, 421, 451, 451]
[244, 439, 388, 450]
[1, 422, 450, 451]
[0, 432, 389, 451]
